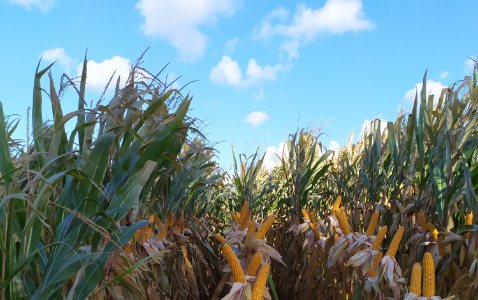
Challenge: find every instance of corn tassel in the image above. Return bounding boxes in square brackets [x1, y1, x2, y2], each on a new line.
[310, 223, 322, 240]
[331, 196, 341, 216]
[230, 211, 239, 223]
[158, 224, 169, 241]
[464, 212, 473, 239]
[215, 233, 226, 244]
[417, 213, 427, 231]
[239, 209, 252, 231]
[247, 220, 256, 237]
[386, 226, 404, 257]
[252, 263, 270, 300]
[336, 209, 351, 236]
[246, 252, 262, 276]
[371, 226, 387, 251]
[410, 262, 422, 296]
[366, 210, 379, 237]
[223, 244, 245, 283]
[367, 252, 383, 277]
[254, 214, 277, 240]
[423, 252, 435, 297]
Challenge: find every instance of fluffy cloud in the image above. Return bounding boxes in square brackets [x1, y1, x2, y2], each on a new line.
[244, 111, 270, 127]
[41, 48, 75, 74]
[359, 118, 387, 139]
[210, 56, 286, 87]
[403, 80, 447, 105]
[224, 37, 239, 53]
[263, 141, 288, 170]
[253, 0, 374, 59]
[9, 0, 55, 12]
[77, 56, 131, 93]
[135, 0, 235, 62]
[439, 71, 448, 79]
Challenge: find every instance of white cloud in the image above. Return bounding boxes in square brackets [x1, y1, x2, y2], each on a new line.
[41, 48, 75, 74]
[252, 88, 265, 100]
[265, 7, 290, 21]
[244, 111, 270, 127]
[210, 56, 243, 86]
[359, 118, 387, 139]
[403, 79, 447, 105]
[439, 71, 448, 79]
[263, 141, 288, 170]
[253, 0, 374, 59]
[224, 37, 239, 53]
[77, 56, 131, 93]
[329, 140, 340, 158]
[464, 56, 477, 74]
[210, 56, 286, 87]
[135, 0, 235, 62]
[9, 0, 55, 12]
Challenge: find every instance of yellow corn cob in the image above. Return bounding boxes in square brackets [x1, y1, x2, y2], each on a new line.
[133, 228, 141, 243]
[246, 252, 263, 276]
[142, 226, 152, 243]
[230, 211, 239, 223]
[431, 228, 438, 242]
[302, 209, 310, 221]
[235, 212, 241, 220]
[371, 226, 387, 251]
[334, 233, 339, 243]
[158, 224, 169, 241]
[239, 210, 252, 231]
[247, 220, 256, 237]
[232, 225, 237, 231]
[168, 212, 174, 226]
[214, 233, 226, 244]
[309, 211, 317, 228]
[423, 252, 435, 297]
[331, 196, 342, 216]
[252, 263, 270, 300]
[148, 214, 154, 224]
[223, 244, 245, 283]
[410, 262, 422, 296]
[336, 209, 351, 236]
[386, 227, 404, 257]
[464, 212, 473, 239]
[254, 214, 277, 240]
[367, 251, 383, 277]
[417, 213, 427, 231]
[176, 218, 185, 233]
[154, 214, 163, 227]
[426, 222, 436, 234]
[237, 201, 249, 226]
[310, 223, 322, 240]
[366, 210, 379, 237]
[124, 243, 132, 255]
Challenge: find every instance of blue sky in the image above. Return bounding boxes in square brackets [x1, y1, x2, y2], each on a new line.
[0, 0, 477, 170]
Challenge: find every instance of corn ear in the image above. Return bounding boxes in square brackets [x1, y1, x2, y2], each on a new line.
[366, 210, 379, 237]
[331, 196, 341, 216]
[214, 233, 226, 244]
[230, 211, 239, 223]
[254, 214, 277, 240]
[223, 244, 245, 283]
[247, 220, 256, 237]
[301, 209, 310, 221]
[252, 263, 270, 300]
[310, 223, 322, 240]
[386, 226, 404, 257]
[371, 226, 387, 251]
[417, 213, 427, 231]
[158, 224, 169, 241]
[410, 262, 422, 296]
[336, 209, 350, 236]
[334, 233, 339, 243]
[168, 211, 174, 226]
[239, 209, 252, 231]
[464, 212, 473, 239]
[237, 201, 249, 226]
[246, 252, 262, 276]
[367, 251, 383, 277]
[423, 252, 435, 297]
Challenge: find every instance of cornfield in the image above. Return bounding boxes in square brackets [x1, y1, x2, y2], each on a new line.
[0, 52, 477, 299]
